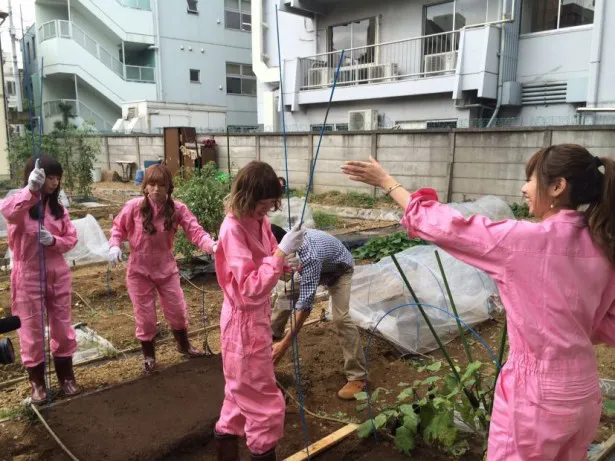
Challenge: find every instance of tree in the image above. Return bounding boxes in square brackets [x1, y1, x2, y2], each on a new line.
[53, 102, 77, 132]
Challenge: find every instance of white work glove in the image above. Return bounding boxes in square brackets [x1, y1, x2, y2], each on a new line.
[28, 159, 45, 192]
[277, 222, 306, 255]
[39, 227, 55, 247]
[108, 246, 122, 267]
[212, 241, 218, 253]
[284, 252, 301, 270]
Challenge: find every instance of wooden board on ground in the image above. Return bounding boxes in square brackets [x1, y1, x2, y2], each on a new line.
[283, 423, 359, 461]
[589, 434, 615, 461]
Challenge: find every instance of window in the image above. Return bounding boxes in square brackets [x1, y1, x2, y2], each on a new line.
[190, 69, 200, 83]
[6, 81, 15, 95]
[327, 17, 376, 67]
[187, 0, 198, 14]
[32, 41, 36, 59]
[424, 0, 501, 34]
[521, 0, 594, 34]
[225, 0, 251, 32]
[226, 63, 256, 96]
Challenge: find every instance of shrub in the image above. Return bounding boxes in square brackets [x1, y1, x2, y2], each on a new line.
[353, 232, 428, 262]
[173, 162, 229, 259]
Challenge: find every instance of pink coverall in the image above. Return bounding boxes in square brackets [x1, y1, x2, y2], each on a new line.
[400, 188, 615, 461]
[214, 213, 286, 455]
[109, 197, 215, 341]
[0, 187, 78, 368]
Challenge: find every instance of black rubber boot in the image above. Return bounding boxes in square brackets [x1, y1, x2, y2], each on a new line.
[172, 329, 205, 358]
[250, 447, 276, 461]
[53, 356, 79, 396]
[26, 363, 47, 404]
[140, 340, 156, 373]
[214, 431, 240, 461]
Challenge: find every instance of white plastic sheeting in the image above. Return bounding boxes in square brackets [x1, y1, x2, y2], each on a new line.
[0, 189, 70, 238]
[5, 214, 109, 268]
[269, 196, 316, 230]
[349, 196, 514, 354]
[350, 246, 497, 354]
[64, 214, 109, 266]
[448, 195, 515, 222]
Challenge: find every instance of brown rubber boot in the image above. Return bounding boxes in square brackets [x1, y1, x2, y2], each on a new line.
[337, 380, 367, 400]
[53, 356, 79, 397]
[250, 447, 277, 461]
[214, 431, 240, 461]
[173, 329, 205, 358]
[140, 340, 156, 373]
[26, 363, 47, 404]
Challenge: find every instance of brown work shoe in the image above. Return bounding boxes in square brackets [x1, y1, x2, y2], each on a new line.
[337, 380, 367, 400]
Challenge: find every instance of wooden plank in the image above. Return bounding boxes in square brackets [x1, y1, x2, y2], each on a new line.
[589, 434, 615, 461]
[282, 423, 359, 461]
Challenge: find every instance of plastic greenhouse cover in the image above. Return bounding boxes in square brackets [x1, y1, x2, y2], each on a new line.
[269, 196, 316, 230]
[349, 195, 514, 354]
[4, 214, 109, 268]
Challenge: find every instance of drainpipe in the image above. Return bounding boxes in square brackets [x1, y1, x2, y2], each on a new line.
[486, 0, 518, 127]
[152, 0, 163, 100]
[252, 0, 280, 83]
[487, 0, 508, 127]
[586, 0, 605, 114]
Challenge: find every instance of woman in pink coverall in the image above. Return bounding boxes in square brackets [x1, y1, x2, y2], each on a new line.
[108, 164, 215, 373]
[214, 161, 305, 461]
[0, 156, 79, 404]
[342, 144, 615, 461]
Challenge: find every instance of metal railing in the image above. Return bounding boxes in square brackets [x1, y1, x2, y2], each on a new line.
[115, 0, 151, 10]
[126, 65, 155, 83]
[38, 20, 155, 83]
[298, 30, 460, 91]
[43, 99, 114, 132]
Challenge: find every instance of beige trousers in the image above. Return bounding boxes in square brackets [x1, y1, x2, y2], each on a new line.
[271, 271, 367, 382]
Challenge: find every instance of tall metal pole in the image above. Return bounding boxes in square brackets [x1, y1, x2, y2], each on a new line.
[8, 0, 23, 133]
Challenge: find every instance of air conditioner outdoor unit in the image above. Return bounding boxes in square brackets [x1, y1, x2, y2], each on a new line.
[368, 63, 399, 83]
[307, 67, 330, 88]
[348, 110, 379, 131]
[424, 51, 457, 76]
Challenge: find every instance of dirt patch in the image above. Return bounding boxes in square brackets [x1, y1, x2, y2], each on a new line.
[44, 356, 225, 461]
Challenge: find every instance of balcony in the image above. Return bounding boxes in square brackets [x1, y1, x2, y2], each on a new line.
[38, 20, 155, 83]
[289, 25, 500, 106]
[43, 99, 114, 132]
[116, 0, 151, 10]
[299, 30, 460, 91]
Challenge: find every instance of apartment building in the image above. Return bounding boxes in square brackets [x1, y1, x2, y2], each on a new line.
[26, 0, 257, 133]
[253, 0, 614, 131]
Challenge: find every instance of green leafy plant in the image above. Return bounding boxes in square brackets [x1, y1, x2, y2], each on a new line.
[510, 202, 531, 219]
[7, 124, 98, 197]
[173, 162, 229, 259]
[352, 232, 427, 262]
[603, 400, 615, 416]
[356, 360, 488, 457]
[312, 211, 339, 229]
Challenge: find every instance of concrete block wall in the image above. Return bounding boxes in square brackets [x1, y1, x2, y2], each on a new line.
[450, 130, 548, 203]
[93, 126, 615, 204]
[96, 135, 163, 174]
